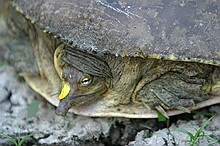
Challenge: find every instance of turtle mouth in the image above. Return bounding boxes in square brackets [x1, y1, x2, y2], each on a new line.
[55, 92, 100, 116]
[55, 81, 109, 116]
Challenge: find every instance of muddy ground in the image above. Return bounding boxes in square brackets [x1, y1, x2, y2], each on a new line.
[0, 66, 220, 146]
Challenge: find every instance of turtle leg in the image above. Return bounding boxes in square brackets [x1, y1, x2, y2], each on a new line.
[135, 72, 210, 117]
[132, 59, 174, 103]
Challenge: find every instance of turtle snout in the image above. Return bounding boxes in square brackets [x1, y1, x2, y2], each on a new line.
[55, 93, 77, 116]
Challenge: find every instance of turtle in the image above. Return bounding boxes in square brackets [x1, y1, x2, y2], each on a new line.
[0, 0, 220, 119]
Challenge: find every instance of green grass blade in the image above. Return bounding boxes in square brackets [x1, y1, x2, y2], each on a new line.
[192, 111, 216, 116]
[18, 133, 36, 146]
[0, 133, 18, 145]
[172, 116, 217, 146]
[0, 61, 10, 67]
[194, 116, 214, 139]
[205, 135, 220, 145]
[173, 129, 194, 140]
[157, 111, 167, 122]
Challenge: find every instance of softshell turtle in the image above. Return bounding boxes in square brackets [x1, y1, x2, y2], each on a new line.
[0, 0, 220, 118]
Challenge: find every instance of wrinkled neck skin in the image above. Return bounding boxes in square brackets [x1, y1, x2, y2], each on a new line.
[103, 56, 147, 105]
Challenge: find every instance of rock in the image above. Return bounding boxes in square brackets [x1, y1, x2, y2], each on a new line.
[128, 118, 220, 146]
[0, 85, 9, 103]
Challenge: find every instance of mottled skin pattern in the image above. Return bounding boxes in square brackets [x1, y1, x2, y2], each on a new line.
[0, 0, 220, 118]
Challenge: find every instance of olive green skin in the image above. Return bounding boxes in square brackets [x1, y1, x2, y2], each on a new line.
[0, 0, 220, 118]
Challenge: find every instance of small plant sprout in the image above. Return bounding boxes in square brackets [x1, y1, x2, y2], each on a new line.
[0, 133, 36, 146]
[173, 116, 220, 146]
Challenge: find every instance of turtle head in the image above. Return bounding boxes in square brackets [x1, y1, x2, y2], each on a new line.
[54, 44, 111, 116]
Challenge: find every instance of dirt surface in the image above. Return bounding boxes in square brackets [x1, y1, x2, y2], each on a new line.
[0, 66, 219, 146]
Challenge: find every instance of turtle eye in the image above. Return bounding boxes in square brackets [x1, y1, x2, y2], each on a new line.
[80, 76, 93, 86]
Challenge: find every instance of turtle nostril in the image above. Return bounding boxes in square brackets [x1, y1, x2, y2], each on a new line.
[55, 93, 74, 116]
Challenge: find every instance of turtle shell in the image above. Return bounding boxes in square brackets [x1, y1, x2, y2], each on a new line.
[2, 0, 220, 118]
[12, 0, 220, 65]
